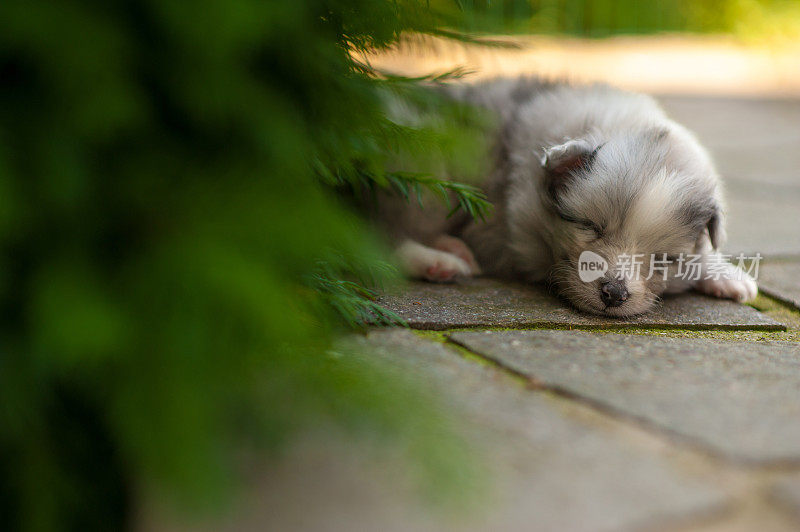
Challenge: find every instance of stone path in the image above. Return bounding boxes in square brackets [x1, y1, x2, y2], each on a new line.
[352, 329, 729, 532]
[451, 330, 800, 464]
[267, 93, 798, 531]
[380, 278, 784, 331]
[336, 266, 800, 531]
[184, 92, 799, 530]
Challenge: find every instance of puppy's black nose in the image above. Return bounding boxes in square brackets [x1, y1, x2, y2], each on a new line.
[600, 279, 629, 307]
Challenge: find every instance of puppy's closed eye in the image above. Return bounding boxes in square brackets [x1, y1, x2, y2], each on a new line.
[559, 213, 605, 239]
[579, 221, 605, 239]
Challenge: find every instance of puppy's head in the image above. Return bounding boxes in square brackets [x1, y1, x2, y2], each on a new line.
[541, 128, 723, 317]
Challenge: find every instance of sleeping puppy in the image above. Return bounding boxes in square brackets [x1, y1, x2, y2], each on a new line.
[389, 78, 758, 317]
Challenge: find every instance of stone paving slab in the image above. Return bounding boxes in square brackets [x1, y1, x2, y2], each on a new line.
[379, 278, 785, 331]
[342, 329, 728, 532]
[758, 260, 800, 311]
[721, 180, 800, 256]
[451, 330, 800, 464]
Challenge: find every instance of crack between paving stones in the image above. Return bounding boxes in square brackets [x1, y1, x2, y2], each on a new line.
[444, 334, 800, 473]
[407, 321, 786, 332]
[758, 287, 800, 313]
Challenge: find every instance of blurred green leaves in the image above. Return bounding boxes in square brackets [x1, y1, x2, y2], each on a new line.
[429, 0, 800, 41]
[0, 0, 491, 529]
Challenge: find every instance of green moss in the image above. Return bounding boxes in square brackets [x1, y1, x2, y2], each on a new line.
[413, 330, 496, 367]
[412, 330, 449, 343]
[412, 330, 530, 382]
[405, 293, 800, 410]
[410, 293, 800, 343]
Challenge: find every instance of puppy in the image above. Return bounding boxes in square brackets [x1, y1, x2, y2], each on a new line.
[388, 78, 758, 316]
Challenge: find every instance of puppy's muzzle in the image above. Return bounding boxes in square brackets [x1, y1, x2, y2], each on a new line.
[600, 279, 629, 308]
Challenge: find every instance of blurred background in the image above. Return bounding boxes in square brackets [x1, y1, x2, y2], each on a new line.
[0, 1, 798, 531]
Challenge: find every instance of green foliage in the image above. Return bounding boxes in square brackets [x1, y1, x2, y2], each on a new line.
[436, 0, 800, 41]
[386, 171, 492, 221]
[0, 0, 493, 530]
[306, 255, 407, 328]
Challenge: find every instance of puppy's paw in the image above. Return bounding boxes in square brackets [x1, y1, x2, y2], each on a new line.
[423, 254, 472, 282]
[432, 235, 481, 275]
[696, 276, 758, 303]
[396, 240, 473, 283]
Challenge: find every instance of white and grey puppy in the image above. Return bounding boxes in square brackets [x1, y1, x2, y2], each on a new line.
[388, 78, 757, 317]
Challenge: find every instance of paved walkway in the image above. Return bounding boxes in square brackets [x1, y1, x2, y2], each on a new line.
[179, 96, 800, 532]
[304, 94, 795, 531]
[350, 95, 800, 531]
[350, 263, 800, 531]
[371, 94, 800, 530]
[170, 88, 799, 530]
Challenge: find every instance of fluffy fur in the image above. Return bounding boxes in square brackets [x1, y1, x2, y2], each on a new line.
[385, 78, 757, 317]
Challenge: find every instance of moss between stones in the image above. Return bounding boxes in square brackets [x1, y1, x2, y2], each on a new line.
[409, 294, 800, 402]
[412, 293, 800, 343]
[412, 330, 494, 366]
[411, 330, 534, 387]
[412, 330, 449, 343]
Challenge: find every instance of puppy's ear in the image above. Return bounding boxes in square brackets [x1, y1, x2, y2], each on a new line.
[689, 199, 726, 252]
[706, 207, 726, 250]
[541, 139, 599, 199]
[541, 139, 596, 176]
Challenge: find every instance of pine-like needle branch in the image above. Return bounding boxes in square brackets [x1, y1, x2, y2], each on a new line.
[307, 258, 406, 328]
[385, 171, 492, 221]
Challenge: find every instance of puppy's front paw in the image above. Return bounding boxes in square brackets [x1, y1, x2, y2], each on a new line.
[696, 277, 758, 303]
[423, 254, 472, 282]
[432, 235, 481, 275]
[396, 240, 473, 283]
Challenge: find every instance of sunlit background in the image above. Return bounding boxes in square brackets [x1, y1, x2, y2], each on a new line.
[369, 0, 800, 96]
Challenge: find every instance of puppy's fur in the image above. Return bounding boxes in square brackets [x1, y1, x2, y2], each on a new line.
[384, 78, 757, 316]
